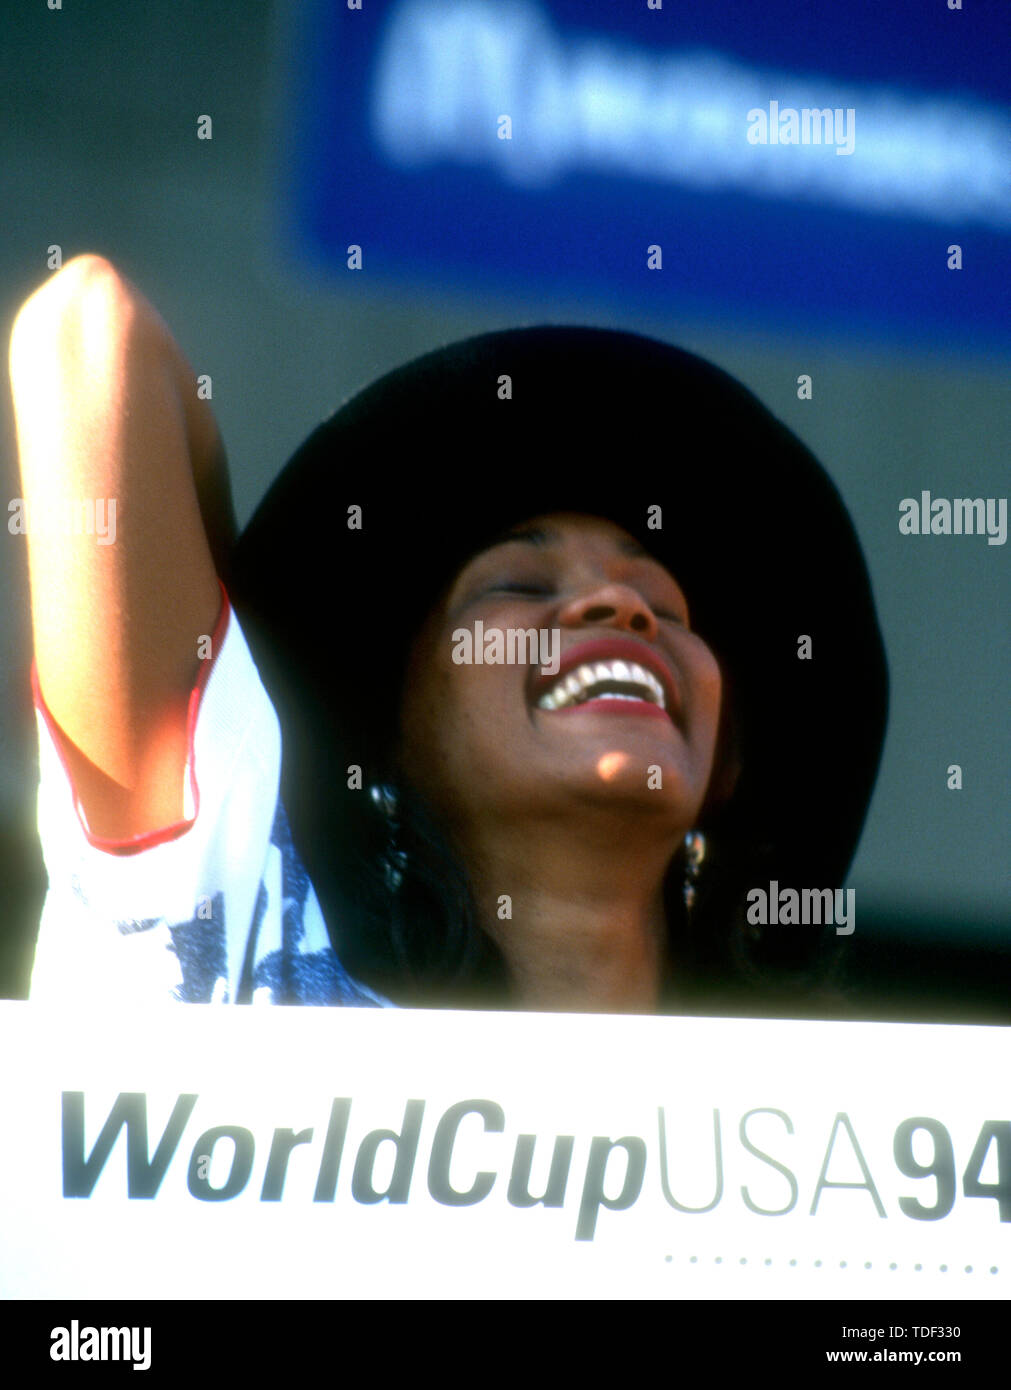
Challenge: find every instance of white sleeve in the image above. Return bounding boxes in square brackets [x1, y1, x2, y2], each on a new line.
[29, 593, 390, 1008]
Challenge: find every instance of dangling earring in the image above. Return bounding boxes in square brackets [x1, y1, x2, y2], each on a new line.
[370, 782, 405, 892]
[683, 830, 706, 911]
[369, 782, 399, 821]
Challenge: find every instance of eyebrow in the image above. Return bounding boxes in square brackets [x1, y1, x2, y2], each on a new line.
[488, 524, 649, 558]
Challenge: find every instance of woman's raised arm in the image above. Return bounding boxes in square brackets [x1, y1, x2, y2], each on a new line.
[9, 253, 233, 840]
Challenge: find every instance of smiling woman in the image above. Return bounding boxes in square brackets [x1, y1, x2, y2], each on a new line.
[13, 269, 887, 1013]
[395, 514, 724, 1011]
[226, 326, 889, 1016]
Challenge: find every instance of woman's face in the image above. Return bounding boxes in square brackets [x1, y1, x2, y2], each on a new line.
[398, 513, 723, 848]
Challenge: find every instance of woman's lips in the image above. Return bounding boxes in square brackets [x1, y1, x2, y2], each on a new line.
[544, 696, 672, 722]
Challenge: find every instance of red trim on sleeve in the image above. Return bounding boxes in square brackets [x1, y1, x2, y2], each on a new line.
[31, 580, 233, 857]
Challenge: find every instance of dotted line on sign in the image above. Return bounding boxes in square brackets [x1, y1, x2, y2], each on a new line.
[662, 1255, 998, 1275]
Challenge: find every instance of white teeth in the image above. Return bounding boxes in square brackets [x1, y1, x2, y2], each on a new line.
[634, 665, 664, 703]
[536, 657, 668, 711]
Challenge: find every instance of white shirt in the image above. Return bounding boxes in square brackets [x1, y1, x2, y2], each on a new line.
[29, 593, 391, 1008]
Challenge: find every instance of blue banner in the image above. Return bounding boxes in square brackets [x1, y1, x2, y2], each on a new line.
[282, 0, 1011, 349]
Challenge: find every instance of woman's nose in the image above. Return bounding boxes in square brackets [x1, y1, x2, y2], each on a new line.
[557, 583, 659, 638]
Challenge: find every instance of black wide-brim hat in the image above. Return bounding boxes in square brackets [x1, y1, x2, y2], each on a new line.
[228, 326, 888, 909]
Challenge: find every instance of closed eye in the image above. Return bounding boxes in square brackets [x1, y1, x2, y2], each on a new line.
[489, 582, 552, 596]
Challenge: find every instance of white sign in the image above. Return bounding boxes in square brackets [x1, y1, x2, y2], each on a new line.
[0, 1003, 1006, 1299]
